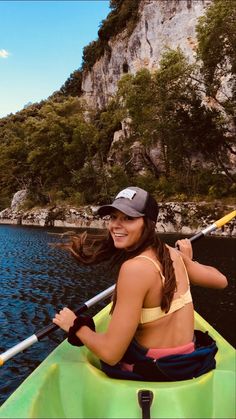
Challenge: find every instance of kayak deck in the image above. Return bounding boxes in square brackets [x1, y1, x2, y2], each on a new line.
[0, 304, 235, 418]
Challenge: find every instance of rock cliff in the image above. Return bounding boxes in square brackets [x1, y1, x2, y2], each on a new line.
[82, 0, 212, 109]
[79, 0, 235, 180]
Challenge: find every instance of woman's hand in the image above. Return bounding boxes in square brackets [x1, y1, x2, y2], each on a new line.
[53, 307, 77, 332]
[175, 238, 193, 260]
[175, 238, 227, 289]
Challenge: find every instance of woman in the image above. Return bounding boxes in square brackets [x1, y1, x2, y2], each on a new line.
[53, 186, 227, 381]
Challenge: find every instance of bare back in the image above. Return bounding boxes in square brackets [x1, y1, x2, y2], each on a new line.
[135, 247, 194, 349]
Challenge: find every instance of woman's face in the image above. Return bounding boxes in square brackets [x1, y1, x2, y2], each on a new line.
[108, 210, 144, 249]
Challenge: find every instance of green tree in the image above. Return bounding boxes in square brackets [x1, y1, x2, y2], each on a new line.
[105, 165, 129, 199]
[196, 0, 236, 183]
[196, 0, 236, 99]
[92, 99, 124, 161]
[60, 69, 83, 97]
[24, 98, 98, 202]
[117, 49, 230, 194]
[0, 119, 31, 207]
[71, 163, 102, 204]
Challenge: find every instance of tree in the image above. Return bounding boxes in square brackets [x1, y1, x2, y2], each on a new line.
[196, 0, 236, 182]
[24, 98, 98, 201]
[196, 0, 236, 101]
[117, 48, 231, 194]
[0, 120, 31, 208]
[60, 69, 83, 97]
[0, 96, 101, 206]
[92, 99, 123, 161]
[71, 163, 102, 204]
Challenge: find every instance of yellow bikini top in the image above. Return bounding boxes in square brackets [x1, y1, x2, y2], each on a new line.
[136, 255, 193, 324]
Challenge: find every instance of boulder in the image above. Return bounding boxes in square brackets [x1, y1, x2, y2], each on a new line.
[11, 190, 27, 210]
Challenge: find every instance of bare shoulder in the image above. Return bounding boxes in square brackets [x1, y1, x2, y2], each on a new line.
[118, 256, 160, 290]
[119, 257, 151, 277]
[120, 256, 160, 274]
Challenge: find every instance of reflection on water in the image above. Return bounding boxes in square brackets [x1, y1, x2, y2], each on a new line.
[0, 225, 235, 405]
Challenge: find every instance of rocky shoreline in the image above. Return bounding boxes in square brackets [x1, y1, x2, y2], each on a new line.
[0, 201, 235, 237]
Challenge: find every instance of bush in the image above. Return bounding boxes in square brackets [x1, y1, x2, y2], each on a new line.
[104, 165, 130, 200]
[131, 172, 159, 195]
[69, 192, 85, 207]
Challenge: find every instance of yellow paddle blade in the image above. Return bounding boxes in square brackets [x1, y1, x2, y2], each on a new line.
[215, 210, 236, 228]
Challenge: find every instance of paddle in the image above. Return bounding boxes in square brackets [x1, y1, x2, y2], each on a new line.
[175, 209, 236, 249]
[0, 209, 235, 366]
[188, 210, 236, 243]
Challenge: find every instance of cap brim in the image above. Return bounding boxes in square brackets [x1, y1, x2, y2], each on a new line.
[97, 202, 145, 218]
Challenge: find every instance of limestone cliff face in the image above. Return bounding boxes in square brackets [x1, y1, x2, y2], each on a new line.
[82, 0, 212, 109]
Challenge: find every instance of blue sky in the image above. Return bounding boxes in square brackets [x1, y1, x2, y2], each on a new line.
[0, 0, 110, 118]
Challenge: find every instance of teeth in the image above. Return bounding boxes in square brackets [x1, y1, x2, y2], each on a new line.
[114, 233, 126, 237]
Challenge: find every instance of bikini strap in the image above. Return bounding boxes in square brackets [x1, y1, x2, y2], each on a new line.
[135, 255, 165, 286]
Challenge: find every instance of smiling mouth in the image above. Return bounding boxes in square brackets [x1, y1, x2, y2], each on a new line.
[114, 233, 127, 238]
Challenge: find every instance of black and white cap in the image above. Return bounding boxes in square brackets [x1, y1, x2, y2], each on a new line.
[97, 187, 159, 223]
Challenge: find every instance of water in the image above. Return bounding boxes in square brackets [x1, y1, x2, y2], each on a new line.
[0, 225, 235, 406]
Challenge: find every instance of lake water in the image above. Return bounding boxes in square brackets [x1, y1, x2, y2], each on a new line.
[0, 225, 235, 406]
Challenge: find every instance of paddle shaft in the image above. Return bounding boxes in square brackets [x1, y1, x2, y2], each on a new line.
[184, 210, 236, 244]
[189, 224, 218, 243]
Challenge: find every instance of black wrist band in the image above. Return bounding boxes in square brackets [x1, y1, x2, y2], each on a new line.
[68, 315, 95, 347]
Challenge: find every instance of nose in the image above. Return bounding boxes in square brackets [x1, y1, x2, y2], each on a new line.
[110, 217, 122, 228]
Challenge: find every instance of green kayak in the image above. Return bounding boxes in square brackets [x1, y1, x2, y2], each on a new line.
[0, 304, 235, 419]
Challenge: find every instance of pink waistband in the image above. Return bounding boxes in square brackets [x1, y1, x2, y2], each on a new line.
[120, 341, 195, 373]
[146, 341, 195, 359]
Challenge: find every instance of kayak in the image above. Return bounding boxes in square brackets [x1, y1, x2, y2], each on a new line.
[0, 303, 235, 419]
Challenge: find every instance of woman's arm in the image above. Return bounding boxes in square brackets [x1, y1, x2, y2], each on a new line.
[175, 239, 228, 289]
[53, 259, 152, 365]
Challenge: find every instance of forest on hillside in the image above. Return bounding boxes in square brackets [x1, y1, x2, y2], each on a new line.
[0, 0, 235, 210]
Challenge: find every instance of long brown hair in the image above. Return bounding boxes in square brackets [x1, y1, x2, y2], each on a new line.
[53, 218, 176, 313]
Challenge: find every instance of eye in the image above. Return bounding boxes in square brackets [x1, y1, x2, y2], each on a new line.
[110, 213, 117, 221]
[126, 216, 134, 221]
[122, 215, 135, 221]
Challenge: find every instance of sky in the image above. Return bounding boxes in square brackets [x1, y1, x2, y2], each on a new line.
[0, 0, 110, 118]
